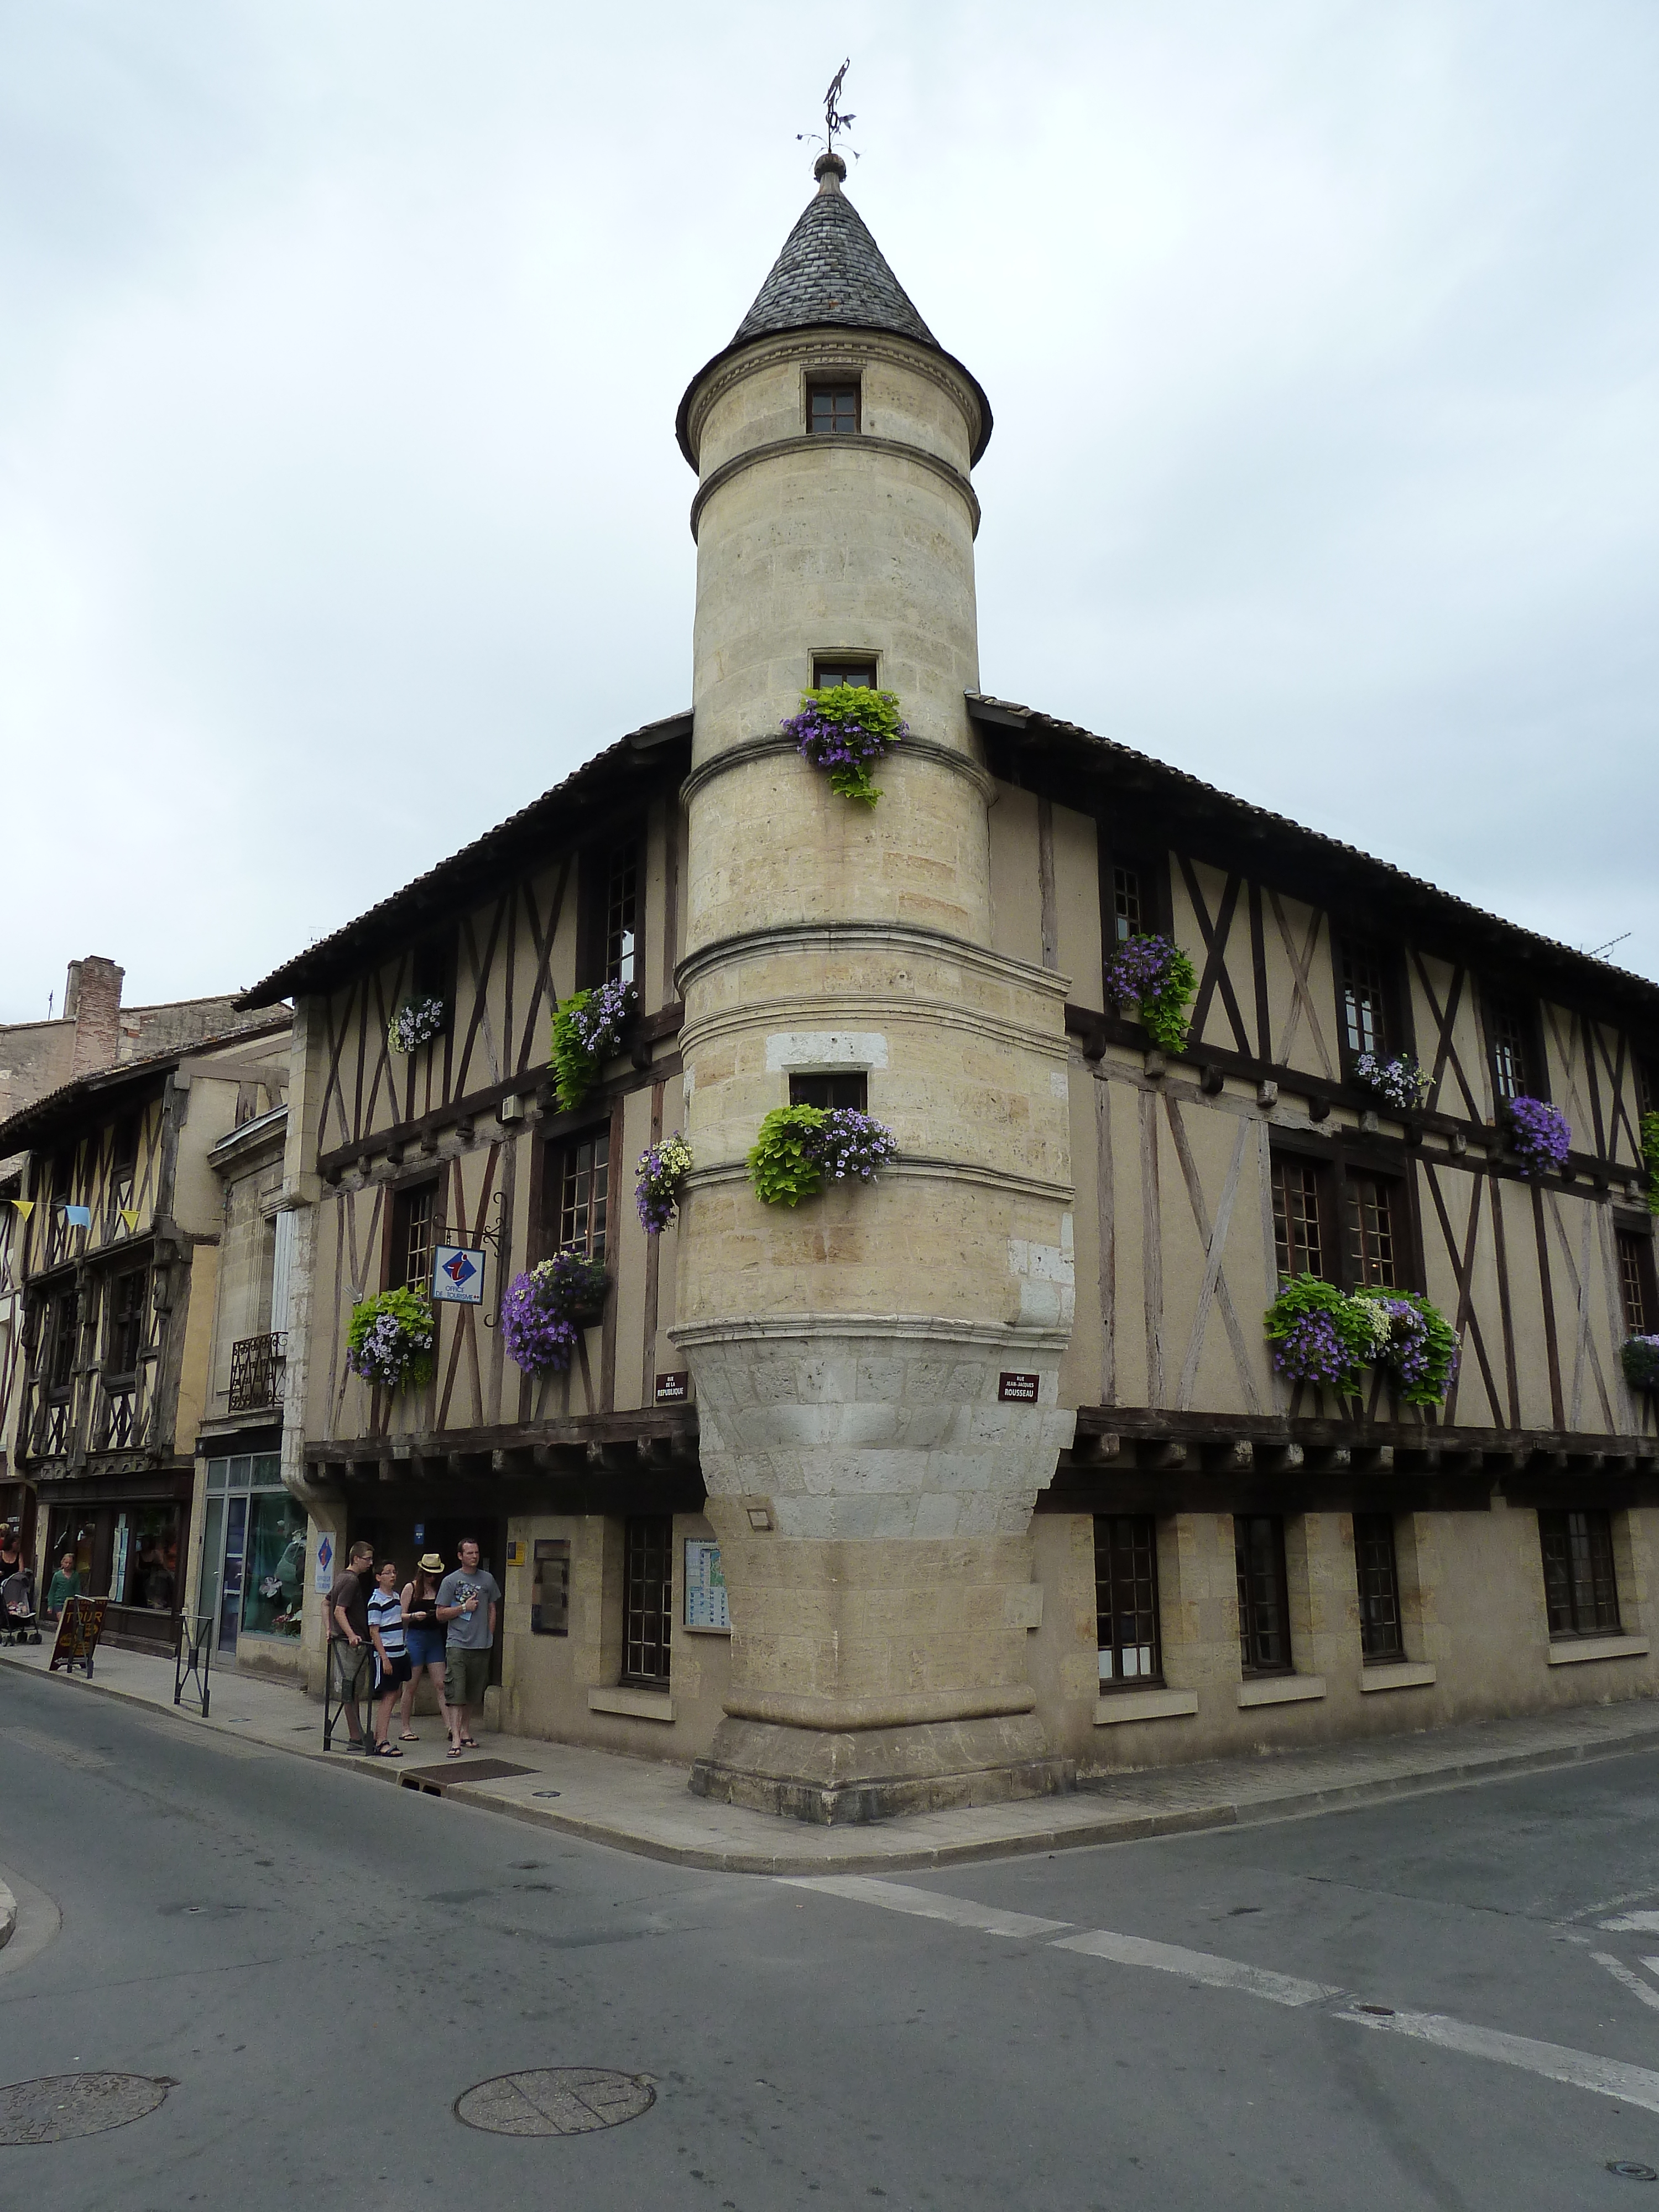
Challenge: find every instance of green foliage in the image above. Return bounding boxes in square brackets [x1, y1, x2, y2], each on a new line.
[1262, 1274, 1371, 1395]
[1642, 1110, 1659, 1216]
[346, 1286, 436, 1392]
[791, 684, 907, 806]
[550, 991, 599, 1114]
[747, 1105, 827, 1208]
[1358, 1288, 1461, 1407]
[1141, 950, 1198, 1052]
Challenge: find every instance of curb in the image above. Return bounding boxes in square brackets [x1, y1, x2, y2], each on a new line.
[4, 1646, 1657, 1875]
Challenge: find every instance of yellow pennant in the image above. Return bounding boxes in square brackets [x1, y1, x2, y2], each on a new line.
[9, 1199, 34, 1219]
[119, 1207, 142, 1233]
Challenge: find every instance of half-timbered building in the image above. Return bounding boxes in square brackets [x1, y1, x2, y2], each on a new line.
[238, 151, 1659, 1815]
[0, 1018, 291, 1651]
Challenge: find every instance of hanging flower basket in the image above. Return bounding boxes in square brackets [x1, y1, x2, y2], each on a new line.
[1103, 934, 1198, 1055]
[1353, 1053, 1431, 1113]
[1621, 1336, 1659, 1392]
[780, 684, 908, 807]
[1505, 1096, 1571, 1178]
[747, 1105, 899, 1208]
[1263, 1276, 1458, 1407]
[1641, 1110, 1659, 1216]
[499, 1251, 611, 1376]
[550, 981, 637, 1114]
[346, 1287, 435, 1392]
[388, 995, 446, 1055]
[636, 1133, 692, 1234]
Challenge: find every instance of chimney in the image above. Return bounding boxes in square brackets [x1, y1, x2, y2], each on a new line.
[64, 956, 124, 1078]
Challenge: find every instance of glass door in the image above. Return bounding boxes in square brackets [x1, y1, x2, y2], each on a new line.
[218, 1495, 248, 1654]
[199, 1496, 226, 1648]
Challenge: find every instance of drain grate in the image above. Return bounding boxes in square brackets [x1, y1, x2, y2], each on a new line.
[455, 2067, 654, 2137]
[400, 1760, 533, 1796]
[0, 2074, 174, 2146]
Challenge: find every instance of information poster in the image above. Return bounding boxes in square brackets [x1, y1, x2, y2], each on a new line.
[432, 1243, 486, 1305]
[683, 1540, 730, 1632]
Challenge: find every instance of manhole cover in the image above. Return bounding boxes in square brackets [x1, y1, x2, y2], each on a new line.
[1608, 2163, 1659, 2182]
[0, 2074, 173, 2146]
[455, 2067, 654, 2137]
[400, 1760, 533, 1797]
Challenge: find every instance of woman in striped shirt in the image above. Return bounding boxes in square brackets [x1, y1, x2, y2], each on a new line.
[368, 1561, 411, 1758]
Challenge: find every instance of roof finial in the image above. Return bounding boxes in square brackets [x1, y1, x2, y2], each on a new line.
[797, 59, 857, 187]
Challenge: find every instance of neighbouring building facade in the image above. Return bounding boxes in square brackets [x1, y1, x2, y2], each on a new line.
[0, 1018, 292, 1650]
[229, 152, 1659, 1819]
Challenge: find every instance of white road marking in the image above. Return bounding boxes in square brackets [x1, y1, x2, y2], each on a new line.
[1591, 1953, 1659, 2013]
[781, 1876, 1659, 2117]
[779, 1875, 1071, 1940]
[1052, 1928, 1339, 2007]
[1599, 1911, 1659, 1933]
[1340, 2006, 1659, 2117]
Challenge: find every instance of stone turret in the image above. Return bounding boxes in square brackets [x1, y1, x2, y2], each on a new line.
[672, 154, 1077, 1821]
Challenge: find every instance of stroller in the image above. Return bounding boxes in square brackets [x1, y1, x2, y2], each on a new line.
[1, 1568, 41, 1645]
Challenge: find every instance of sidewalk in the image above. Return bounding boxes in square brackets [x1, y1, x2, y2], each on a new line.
[3, 1635, 1657, 1874]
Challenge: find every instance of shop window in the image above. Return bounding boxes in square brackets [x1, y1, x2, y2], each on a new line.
[117, 1504, 180, 1614]
[1345, 1175, 1399, 1289]
[807, 382, 859, 435]
[1094, 1515, 1162, 1689]
[1538, 1510, 1620, 1639]
[242, 1489, 306, 1637]
[390, 1180, 437, 1293]
[1235, 1515, 1292, 1677]
[546, 1129, 609, 1261]
[105, 1268, 148, 1377]
[531, 1539, 570, 1635]
[788, 1072, 868, 1112]
[1354, 1514, 1405, 1662]
[811, 655, 878, 690]
[1271, 1156, 1326, 1280]
[622, 1515, 672, 1688]
[1616, 1228, 1656, 1337]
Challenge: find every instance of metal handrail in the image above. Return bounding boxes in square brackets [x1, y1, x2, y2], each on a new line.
[174, 1612, 213, 1717]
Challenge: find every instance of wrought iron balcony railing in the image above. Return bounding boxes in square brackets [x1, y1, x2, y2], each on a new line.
[227, 1332, 287, 1415]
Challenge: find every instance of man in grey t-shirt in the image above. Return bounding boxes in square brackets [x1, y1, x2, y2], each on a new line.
[436, 1538, 500, 1755]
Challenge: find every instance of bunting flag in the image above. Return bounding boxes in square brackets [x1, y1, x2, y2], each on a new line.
[62, 1204, 92, 1229]
[8, 1199, 34, 1220]
[118, 1207, 142, 1233]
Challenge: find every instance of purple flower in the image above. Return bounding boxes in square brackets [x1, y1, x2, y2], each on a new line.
[1271, 1310, 1353, 1386]
[1507, 1095, 1571, 1178]
[802, 1109, 899, 1184]
[499, 1251, 610, 1375]
[568, 979, 635, 1061]
[636, 1133, 692, 1234]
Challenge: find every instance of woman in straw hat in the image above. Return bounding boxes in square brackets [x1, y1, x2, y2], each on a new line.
[397, 1551, 450, 1742]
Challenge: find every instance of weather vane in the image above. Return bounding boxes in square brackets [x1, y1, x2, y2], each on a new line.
[797, 59, 858, 163]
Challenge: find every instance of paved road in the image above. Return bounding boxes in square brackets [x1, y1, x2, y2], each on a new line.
[2, 1671, 1658, 2209]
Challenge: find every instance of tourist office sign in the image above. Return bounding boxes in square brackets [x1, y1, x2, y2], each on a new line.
[431, 1242, 486, 1306]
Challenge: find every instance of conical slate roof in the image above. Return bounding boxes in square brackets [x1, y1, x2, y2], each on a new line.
[676, 156, 992, 468]
[732, 159, 939, 350]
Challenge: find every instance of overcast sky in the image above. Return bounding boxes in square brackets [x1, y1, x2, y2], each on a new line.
[3, 1, 1656, 1022]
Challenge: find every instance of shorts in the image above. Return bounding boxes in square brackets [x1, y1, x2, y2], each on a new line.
[404, 1626, 446, 1669]
[444, 1646, 490, 1709]
[330, 1640, 373, 1703]
[375, 1651, 413, 1691]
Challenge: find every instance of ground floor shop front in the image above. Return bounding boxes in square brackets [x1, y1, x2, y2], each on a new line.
[289, 1467, 1659, 1806]
[30, 1465, 192, 1653]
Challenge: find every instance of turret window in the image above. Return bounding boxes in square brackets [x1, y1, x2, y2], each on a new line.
[789, 1072, 867, 1113]
[808, 382, 859, 434]
[812, 655, 878, 691]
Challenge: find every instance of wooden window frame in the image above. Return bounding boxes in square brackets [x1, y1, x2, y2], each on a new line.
[387, 1177, 440, 1295]
[540, 1124, 611, 1265]
[1538, 1509, 1621, 1639]
[620, 1514, 673, 1687]
[1615, 1216, 1658, 1338]
[1094, 1514, 1164, 1690]
[806, 377, 860, 437]
[46, 1288, 80, 1395]
[576, 823, 645, 993]
[103, 1267, 148, 1381]
[788, 1072, 868, 1113]
[1481, 987, 1548, 1106]
[1353, 1512, 1406, 1663]
[1331, 930, 1410, 1074]
[1096, 823, 1172, 972]
[1235, 1514, 1293, 1678]
[810, 653, 879, 691]
[1270, 1133, 1423, 1295]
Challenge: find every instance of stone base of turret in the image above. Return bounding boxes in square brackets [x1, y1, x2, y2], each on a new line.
[688, 1710, 1073, 1825]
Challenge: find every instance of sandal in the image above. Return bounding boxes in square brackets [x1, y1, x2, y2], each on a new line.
[446, 1745, 465, 1759]
[400, 1731, 420, 1741]
[370, 1741, 403, 1759]
[460, 1736, 479, 1749]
